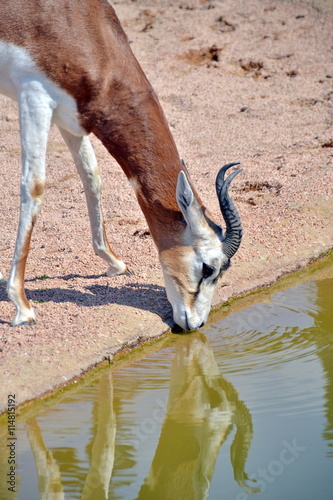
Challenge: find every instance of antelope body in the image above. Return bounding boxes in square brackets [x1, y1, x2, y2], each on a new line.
[0, 0, 242, 329]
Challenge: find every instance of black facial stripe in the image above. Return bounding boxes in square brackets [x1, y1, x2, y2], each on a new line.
[191, 260, 231, 306]
[194, 277, 204, 297]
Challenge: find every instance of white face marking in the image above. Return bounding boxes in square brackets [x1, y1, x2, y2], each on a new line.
[160, 230, 229, 331]
[0, 40, 85, 137]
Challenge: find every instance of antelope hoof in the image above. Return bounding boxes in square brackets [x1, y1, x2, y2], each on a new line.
[106, 261, 128, 277]
[0, 272, 7, 286]
[11, 309, 36, 327]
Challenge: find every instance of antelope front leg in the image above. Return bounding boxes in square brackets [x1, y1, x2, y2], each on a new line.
[59, 129, 128, 276]
[6, 82, 54, 326]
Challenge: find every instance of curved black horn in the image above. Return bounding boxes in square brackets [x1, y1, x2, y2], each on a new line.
[216, 163, 243, 259]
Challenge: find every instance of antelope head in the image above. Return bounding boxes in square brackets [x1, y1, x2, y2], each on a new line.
[160, 163, 242, 331]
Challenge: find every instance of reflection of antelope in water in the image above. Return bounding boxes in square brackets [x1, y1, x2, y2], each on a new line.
[25, 335, 257, 499]
[136, 333, 258, 499]
[26, 418, 65, 500]
[26, 372, 116, 500]
[82, 372, 116, 500]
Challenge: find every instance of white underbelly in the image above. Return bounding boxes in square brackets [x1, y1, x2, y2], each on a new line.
[0, 39, 86, 136]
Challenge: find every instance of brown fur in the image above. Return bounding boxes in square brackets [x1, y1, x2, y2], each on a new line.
[15, 228, 33, 312]
[30, 180, 45, 199]
[102, 221, 119, 260]
[0, 0, 205, 250]
[160, 245, 196, 302]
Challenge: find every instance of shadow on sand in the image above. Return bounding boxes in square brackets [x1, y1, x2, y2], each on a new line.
[0, 273, 174, 327]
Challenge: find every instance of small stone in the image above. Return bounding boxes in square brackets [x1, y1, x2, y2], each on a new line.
[5, 114, 16, 122]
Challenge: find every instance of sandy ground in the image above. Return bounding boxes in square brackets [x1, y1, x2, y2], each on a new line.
[0, 0, 332, 414]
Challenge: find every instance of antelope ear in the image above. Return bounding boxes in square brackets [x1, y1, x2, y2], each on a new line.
[176, 171, 206, 236]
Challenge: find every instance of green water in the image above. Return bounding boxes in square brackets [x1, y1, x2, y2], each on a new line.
[0, 258, 333, 500]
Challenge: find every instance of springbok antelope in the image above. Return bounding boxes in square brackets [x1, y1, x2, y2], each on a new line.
[0, 0, 242, 329]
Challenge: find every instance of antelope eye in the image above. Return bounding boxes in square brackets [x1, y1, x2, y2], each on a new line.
[202, 263, 214, 279]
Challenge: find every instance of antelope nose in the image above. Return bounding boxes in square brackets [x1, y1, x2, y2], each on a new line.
[183, 313, 204, 331]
